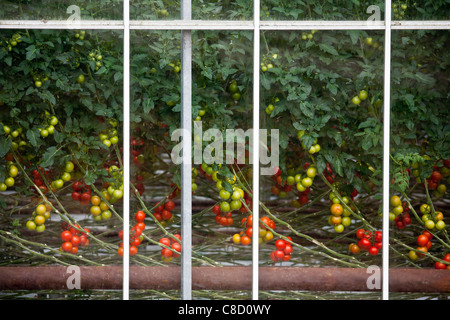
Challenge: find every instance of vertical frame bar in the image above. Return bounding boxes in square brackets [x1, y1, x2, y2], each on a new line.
[252, 0, 261, 301]
[383, 0, 392, 301]
[181, 0, 193, 300]
[122, 0, 131, 300]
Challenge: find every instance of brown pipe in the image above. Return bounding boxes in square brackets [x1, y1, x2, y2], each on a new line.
[0, 266, 449, 293]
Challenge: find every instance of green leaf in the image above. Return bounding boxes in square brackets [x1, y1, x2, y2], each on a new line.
[40, 146, 62, 168]
[0, 136, 12, 157]
[26, 129, 40, 147]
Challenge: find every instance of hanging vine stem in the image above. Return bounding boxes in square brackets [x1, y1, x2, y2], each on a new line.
[12, 152, 120, 255]
[0, 231, 102, 266]
[317, 170, 377, 232]
[401, 191, 450, 250]
[258, 202, 368, 268]
[231, 165, 370, 267]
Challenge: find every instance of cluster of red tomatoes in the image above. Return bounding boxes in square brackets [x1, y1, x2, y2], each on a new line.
[152, 200, 175, 226]
[71, 180, 92, 206]
[232, 215, 275, 246]
[349, 228, 383, 256]
[270, 238, 294, 262]
[117, 210, 146, 256]
[60, 223, 90, 255]
[213, 204, 234, 226]
[434, 254, 450, 270]
[158, 234, 181, 262]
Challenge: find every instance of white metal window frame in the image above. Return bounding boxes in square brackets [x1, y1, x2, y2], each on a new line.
[1, 0, 449, 301]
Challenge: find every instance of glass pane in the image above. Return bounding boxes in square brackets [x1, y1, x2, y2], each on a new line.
[0, 0, 122, 20]
[389, 30, 449, 299]
[131, 0, 253, 20]
[0, 29, 124, 299]
[259, 29, 385, 299]
[391, 1, 450, 20]
[129, 29, 182, 299]
[261, 0, 385, 21]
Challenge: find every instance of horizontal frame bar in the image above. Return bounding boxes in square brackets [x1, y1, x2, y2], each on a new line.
[0, 20, 449, 30]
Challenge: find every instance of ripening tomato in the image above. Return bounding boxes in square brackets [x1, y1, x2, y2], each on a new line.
[240, 235, 251, 246]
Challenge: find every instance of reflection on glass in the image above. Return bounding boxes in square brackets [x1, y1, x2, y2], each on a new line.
[391, 1, 450, 20]
[261, 1, 385, 21]
[0, 0, 122, 20]
[0, 29, 123, 299]
[131, 0, 253, 20]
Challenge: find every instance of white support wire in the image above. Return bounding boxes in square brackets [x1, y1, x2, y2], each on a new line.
[252, 0, 261, 301]
[122, 0, 131, 301]
[181, 0, 193, 301]
[382, 1, 392, 301]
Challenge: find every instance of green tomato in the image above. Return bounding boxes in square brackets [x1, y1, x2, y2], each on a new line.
[231, 190, 242, 200]
[4, 177, 14, 187]
[40, 129, 49, 138]
[286, 175, 295, 185]
[306, 167, 317, 178]
[219, 201, 231, 212]
[61, 172, 71, 182]
[49, 116, 58, 126]
[110, 136, 119, 145]
[101, 210, 112, 220]
[103, 139, 112, 147]
[65, 161, 75, 173]
[230, 200, 242, 211]
[435, 220, 445, 230]
[358, 90, 368, 101]
[0, 183, 7, 191]
[334, 224, 345, 233]
[219, 189, 231, 200]
[53, 179, 64, 189]
[9, 165, 18, 177]
[424, 219, 435, 230]
[77, 74, 85, 84]
[113, 189, 123, 199]
[296, 182, 306, 192]
[26, 220, 37, 230]
[352, 96, 361, 106]
[301, 177, 313, 188]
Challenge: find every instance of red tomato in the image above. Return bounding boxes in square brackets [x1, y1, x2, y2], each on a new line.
[62, 241, 73, 252]
[61, 230, 72, 242]
[275, 239, 286, 250]
[159, 237, 171, 247]
[417, 234, 429, 247]
[71, 235, 81, 247]
[129, 245, 138, 256]
[135, 210, 146, 223]
[164, 201, 175, 211]
[369, 246, 379, 256]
